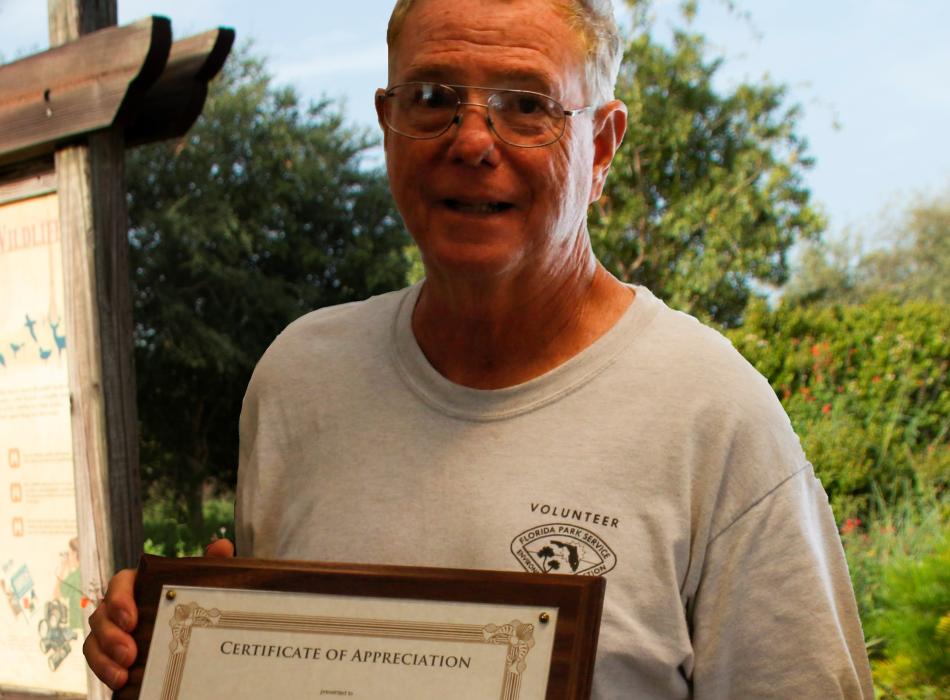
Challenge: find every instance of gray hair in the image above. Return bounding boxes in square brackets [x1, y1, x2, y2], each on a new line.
[386, 0, 623, 105]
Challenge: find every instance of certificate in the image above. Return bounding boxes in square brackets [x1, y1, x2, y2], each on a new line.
[117, 555, 605, 700]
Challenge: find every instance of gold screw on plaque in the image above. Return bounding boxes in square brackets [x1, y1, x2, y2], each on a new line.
[166, 590, 177, 601]
[538, 612, 550, 624]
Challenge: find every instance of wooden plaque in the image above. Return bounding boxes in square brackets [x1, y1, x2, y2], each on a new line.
[119, 555, 604, 700]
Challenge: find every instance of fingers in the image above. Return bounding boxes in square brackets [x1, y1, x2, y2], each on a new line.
[104, 568, 139, 632]
[84, 568, 138, 690]
[205, 537, 235, 558]
[83, 541, 234, 689]
[83, 631, 131, 689]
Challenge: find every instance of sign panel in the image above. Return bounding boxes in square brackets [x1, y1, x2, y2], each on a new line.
[0, 183, 87, 695]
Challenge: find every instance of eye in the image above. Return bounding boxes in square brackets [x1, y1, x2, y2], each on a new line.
[415, 83, 455, 109]
[494, 91, 559, 119]
[514, 95, 543, 115]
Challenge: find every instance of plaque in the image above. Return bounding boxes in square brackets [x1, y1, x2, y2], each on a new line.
[117, 555, 605, 700]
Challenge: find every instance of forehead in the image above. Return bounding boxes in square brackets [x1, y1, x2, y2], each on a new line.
[390, 0, 587, 95]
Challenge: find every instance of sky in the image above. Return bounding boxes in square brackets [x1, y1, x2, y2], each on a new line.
[2, 0, 949, 249]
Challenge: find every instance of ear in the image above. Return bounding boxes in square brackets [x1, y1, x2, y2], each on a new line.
[375, 88, 390, 145]
[589, 99, 627, 204]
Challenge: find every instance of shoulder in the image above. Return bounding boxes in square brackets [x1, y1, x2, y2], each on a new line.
[274, 286, 409, 356]
[634, 288, 788, 426]
[629, 289, 808, 527]
[245, 285, 412, 401]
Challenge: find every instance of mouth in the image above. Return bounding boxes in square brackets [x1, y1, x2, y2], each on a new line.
[442, 199, 514, 215]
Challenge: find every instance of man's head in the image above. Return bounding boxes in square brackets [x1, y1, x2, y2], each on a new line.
[377, 0, 627, 282]
[387, 0, 623, 105]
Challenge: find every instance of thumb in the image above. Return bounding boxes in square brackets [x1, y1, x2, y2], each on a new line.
[204, 538, 235, 558]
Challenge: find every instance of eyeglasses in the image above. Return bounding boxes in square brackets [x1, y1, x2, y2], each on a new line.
[378, 82, 593, 148]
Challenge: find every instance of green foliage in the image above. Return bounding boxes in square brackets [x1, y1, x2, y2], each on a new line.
[127, 46, 410, 534]
[591, 15, 824, 327]
[143, 497, 235, 558]
[729, 297, 949, 517]
[786, 188, 950, 307]
[841, 488, 950, 699]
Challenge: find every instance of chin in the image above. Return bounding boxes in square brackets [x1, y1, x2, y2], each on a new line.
[419, 240, 527, 280]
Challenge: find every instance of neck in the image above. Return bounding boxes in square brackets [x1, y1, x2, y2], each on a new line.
[412, 246, 634, 389]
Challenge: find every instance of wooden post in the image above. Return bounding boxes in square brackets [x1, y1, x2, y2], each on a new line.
[49, 2, 140, 696]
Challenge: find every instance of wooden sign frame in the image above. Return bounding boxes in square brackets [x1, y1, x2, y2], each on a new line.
[119, 555, 606, 700]
[0, 4, 233, 698]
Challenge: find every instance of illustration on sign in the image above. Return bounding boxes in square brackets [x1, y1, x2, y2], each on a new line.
[1, 191, 86, 693]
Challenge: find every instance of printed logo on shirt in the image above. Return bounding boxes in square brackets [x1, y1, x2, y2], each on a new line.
[510, 523, 617, 576]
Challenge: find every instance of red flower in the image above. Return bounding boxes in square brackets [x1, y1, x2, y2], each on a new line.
[840, 518, 862, 535]
[822, 404, 831, 414]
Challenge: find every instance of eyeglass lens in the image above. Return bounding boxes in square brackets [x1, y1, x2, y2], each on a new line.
[384, 83, 565, 147]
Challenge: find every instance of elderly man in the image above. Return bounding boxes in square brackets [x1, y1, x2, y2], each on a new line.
[85, 0, 873, 696]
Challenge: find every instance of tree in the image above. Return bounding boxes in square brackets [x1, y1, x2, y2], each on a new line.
[127, 48, 410, 540]
[785, 189, 950, 306]
[590, 6, 824, 327]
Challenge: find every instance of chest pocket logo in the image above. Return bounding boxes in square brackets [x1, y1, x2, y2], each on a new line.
[510, 523, 617, 576]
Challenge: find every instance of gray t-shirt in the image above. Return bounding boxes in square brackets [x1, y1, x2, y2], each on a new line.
[237, 283, 873, 698]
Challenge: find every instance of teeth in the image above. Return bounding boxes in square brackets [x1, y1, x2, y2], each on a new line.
[446, 200, 507, 214]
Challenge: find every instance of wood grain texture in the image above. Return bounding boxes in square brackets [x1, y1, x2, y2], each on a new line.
[48, 4, 139, 700]
[0, 159, 56, 205]
[54, 141, 116, 700]
[48, 0, 117, 44]
[118, 556, 606, 700]
[0, 16, 171, 165]
[0, 691, 84, 700]
[55, 132, 143, 573]
[88, 129, 142, 572]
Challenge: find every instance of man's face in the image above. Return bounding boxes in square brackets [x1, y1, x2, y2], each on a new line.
[380, 0, 606, 282]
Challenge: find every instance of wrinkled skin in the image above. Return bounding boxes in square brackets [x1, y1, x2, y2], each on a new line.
[379, 0, 630, 388]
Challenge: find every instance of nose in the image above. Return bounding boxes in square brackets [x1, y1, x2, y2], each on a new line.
[445, 103, 500, 167]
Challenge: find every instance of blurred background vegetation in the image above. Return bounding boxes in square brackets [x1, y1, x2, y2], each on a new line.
[130, 4, 947, 698]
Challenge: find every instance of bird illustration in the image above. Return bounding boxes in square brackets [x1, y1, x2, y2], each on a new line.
[25, 315, 37, 342]
[50, 321, 66, 356]
[551, 540, 581, 572]
[10, 342, 23, 358]
[39, 347, 52, 361]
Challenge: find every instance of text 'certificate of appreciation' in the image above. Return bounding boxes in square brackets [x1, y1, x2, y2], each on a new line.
[139, 585, 558, 700]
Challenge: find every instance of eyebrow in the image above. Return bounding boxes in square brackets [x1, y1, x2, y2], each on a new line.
[400, 64, 556, 94]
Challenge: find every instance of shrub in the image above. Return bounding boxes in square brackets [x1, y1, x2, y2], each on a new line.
[729, 296, 949, 518]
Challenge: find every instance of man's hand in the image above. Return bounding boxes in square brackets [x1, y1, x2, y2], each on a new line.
[83, 538, 235, 689]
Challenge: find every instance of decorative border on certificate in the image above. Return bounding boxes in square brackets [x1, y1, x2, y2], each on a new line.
[124, 555, 605, 700]
[160, 601, 535, 700]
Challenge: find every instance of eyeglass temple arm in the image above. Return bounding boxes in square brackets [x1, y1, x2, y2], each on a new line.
[563, 105, 595, 117]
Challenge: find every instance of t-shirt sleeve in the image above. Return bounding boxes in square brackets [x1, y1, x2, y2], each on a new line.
[688, 464, 874, 699]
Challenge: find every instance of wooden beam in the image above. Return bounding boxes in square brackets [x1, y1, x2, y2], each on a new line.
[0, 691, 83, 700]
[125, 27, 235, 146]
[0, 17, 171, 166]
[0, 157, 56, 204]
